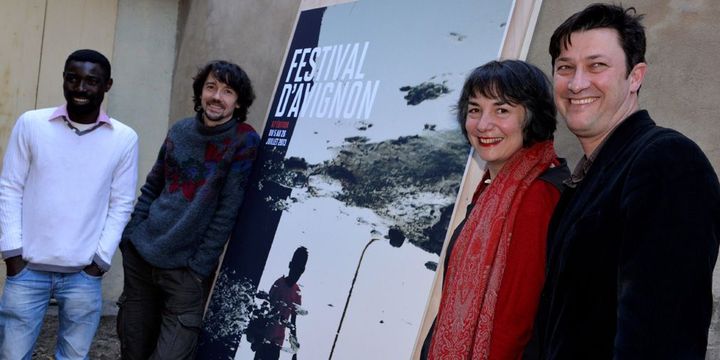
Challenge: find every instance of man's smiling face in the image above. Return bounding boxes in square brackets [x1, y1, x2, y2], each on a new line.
[200, 73, 240, 127]
[63, 60, 112, 121]
[553, 28, 645, 152]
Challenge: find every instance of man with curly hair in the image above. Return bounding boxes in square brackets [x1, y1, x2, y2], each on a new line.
[117, 60, 260, 359]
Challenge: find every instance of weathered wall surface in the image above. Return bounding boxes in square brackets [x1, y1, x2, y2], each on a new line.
[170, 0, 302, 132]
[0, 0, 45, 160]
[526, 1, 720, 358]
[102, 0, 180, 307]
[0, 0, 117, 166]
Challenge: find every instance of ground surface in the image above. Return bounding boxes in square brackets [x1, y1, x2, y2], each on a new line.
[34, 315, 119, 359]
[27, 291, 720, 360]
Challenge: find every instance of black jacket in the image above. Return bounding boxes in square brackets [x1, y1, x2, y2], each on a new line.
[535, 110, 720, 359]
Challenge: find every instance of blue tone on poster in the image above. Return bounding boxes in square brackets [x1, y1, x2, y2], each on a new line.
[199, 0, 512, 358]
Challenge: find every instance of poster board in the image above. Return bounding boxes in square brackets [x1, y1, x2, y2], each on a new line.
[198, 0, 538, 358]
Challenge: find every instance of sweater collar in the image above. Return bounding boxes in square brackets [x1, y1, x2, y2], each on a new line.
[50, 104, 113, 128]
[194, 113, 238, 135]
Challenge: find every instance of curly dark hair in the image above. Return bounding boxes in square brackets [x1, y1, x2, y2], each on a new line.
[549, 3, 646, 76]
[192, 60, 255, 122]
[456, 60, 556, 147]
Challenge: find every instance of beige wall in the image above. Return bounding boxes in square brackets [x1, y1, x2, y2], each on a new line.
[526, 1, 720, 357]
[0, 0, 44, 159]
[36, 0, 118, 110]
[0, 0, 117, 166]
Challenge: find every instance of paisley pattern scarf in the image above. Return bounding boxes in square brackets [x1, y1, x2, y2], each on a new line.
[428, 140, 556, 359]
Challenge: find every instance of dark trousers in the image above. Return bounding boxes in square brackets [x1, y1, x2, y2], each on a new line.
[116, 241, 210, 360]
[253, 342, 281, 360]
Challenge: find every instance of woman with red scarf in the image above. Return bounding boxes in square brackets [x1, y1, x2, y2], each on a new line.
[421, 60, 569, 360]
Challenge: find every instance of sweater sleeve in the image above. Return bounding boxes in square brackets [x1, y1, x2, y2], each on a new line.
[489, 180, 560, 360]
[0, 115, 31, 258]
[93, 132, 139, 270]
[122, 139, 167, 242]
[188, 128, 260, 277]
[188, 127, 260, 277]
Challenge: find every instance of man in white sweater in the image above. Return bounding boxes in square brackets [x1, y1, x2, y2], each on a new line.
[0, 49, 138, 359]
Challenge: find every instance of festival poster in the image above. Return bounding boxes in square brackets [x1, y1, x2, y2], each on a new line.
[199, 0, 513, 359]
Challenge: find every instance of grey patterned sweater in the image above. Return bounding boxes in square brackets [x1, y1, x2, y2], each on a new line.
[122, 115, 259, 277]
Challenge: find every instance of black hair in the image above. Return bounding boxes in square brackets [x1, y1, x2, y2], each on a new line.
[549, 3, 646, 76]
[456, 60, 556, 147]
[192, 60, 255, 122]
[290, 246, 309, 269]
[64, 49, 111, 80]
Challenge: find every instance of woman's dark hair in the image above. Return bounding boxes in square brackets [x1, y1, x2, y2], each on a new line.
[192, 60, 255, 122]
[456, 60, 556, 147]
[549, 3, 646, 76]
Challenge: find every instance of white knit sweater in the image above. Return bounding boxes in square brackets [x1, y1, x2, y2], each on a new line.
[0, 106, 138, 272]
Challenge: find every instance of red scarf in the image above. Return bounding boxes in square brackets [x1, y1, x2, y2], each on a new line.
[428, 140, 556, 359]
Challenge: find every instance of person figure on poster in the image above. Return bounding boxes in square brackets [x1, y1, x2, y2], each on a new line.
[0, 49, 138, 359]
[533, 4, 720, 359]
[253, 246, 308, 360]
[420, 59, 570, 359]
[117, 60, 260, 359]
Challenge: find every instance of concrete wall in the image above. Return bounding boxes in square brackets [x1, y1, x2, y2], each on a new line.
[102, 0, 180, 309]
[525, 1, 720, 357]
[35, 0, 118, 110]
[170, 0, 302, 132]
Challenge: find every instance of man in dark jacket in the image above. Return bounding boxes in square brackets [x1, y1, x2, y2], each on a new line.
[535, 4, 720, 359]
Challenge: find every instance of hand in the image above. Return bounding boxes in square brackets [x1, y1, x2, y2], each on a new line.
[5, 256, 26, 276]
[83, 262, 105, 277]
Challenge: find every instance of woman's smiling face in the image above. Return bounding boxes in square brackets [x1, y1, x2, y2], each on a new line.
[465, 93, 525, 178]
